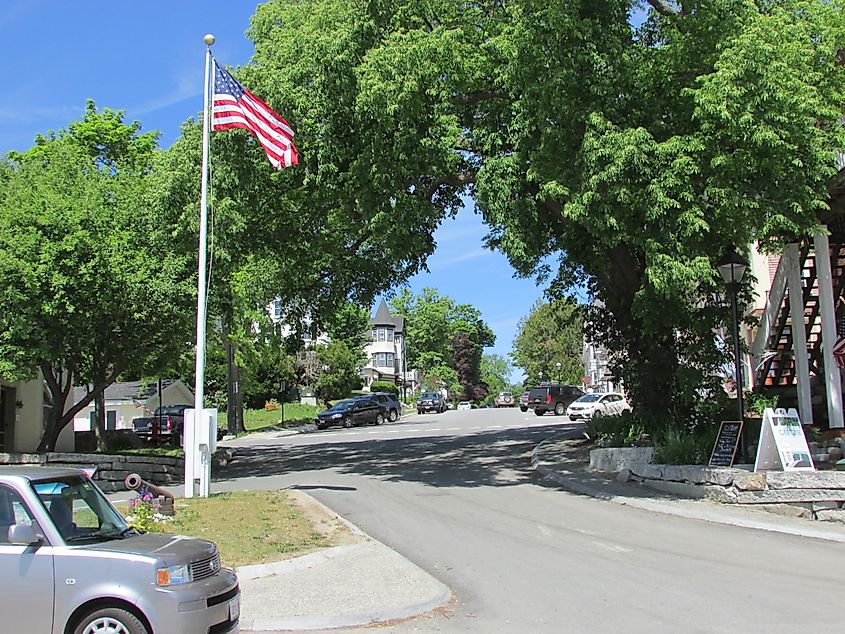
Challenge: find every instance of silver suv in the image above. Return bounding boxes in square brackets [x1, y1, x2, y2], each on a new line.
[0, 467, 239, 634]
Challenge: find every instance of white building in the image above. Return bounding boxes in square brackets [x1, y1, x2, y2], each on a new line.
[361, 300, 416, 392]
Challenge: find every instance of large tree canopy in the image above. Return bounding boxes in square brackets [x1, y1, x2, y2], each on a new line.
[511, 299, 585, 386]
[0, 102, 194, 450]
[242, 0, 845, 430]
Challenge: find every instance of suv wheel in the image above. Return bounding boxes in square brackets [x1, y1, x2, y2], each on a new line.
[534, 409, 546, 416]
[376, 413, 384, 425]
[554, 402, 566, 416]
[389, 409, 398, 422]
[343, 418, 353, 428]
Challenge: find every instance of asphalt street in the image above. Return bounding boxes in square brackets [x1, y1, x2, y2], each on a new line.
[215, 408, 844, 633]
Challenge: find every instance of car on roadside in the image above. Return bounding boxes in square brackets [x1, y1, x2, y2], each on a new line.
[356, 392, 402, 422]
[494, 391, 515, 407]
[457, 401, 472, 410]
[315, 398, 387, 430]
[527, 383, 585, 416]
[417, 391, 447, 414]
[566, 392, 631, 420]
[132, 404, 192, 445]
[519, 391, 530, 412]
[0, 466, 239, 634]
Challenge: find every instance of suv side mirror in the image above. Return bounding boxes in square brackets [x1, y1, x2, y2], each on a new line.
[8, 523, 41, 546]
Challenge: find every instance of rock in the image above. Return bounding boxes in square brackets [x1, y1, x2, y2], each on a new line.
[766, 471, 845, 490]
[735, 489, 845, 504]
[815, 509, 845, 523]
[756, 504, 813, 519]
[733, 473, 767, 491]
[827, 447, 844, 462]
[616, 468, 633, 483]
[811, 501, 840, 511]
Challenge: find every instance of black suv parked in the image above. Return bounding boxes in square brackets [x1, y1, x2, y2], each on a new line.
[356, 392, 402, 422]
[417, 391, 447, 414]
[527, 383, 585, 416]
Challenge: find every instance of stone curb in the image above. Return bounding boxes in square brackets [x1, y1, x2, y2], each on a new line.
[237, 491, 452, 632]
[530, 435, 845, 544]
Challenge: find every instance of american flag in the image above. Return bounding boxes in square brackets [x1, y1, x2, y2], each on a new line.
[211, 59, 298, 169]
[834, 317, 845, 369]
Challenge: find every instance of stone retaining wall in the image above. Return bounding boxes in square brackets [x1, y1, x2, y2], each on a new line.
[591, 447, 845, 523]
[0, 452, 183, 492]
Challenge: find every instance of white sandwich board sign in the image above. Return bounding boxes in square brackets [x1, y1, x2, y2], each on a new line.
[754, 407, 815, 472]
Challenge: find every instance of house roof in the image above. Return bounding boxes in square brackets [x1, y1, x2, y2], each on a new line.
[72, 379, 187, 405]
[370, 299, 404, 333]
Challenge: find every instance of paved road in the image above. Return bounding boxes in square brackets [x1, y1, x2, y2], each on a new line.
[216, 409, 844, 633]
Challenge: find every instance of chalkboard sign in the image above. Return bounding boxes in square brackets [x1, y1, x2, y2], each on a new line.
[709, 421, 743, 467]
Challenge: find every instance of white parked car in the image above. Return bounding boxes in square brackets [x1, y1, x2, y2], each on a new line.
[566, 393, 630, 419]
[457, 401, 472, 410]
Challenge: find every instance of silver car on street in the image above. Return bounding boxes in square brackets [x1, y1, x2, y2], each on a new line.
[0, 466, 239, 634]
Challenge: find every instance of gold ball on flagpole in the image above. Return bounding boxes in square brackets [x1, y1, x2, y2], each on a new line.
[203, 34, 216, 46]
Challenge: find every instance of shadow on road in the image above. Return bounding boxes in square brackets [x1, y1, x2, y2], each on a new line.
[214, 424, 580, 490]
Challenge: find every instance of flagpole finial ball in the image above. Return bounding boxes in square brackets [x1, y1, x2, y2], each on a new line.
[203, 34, 215, 46]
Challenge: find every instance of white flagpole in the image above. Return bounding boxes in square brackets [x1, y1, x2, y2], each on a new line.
[187, 34, 215, 498]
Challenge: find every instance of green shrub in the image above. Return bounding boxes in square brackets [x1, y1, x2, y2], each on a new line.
[653, 425, 720, 465]
[370, 381, 399, 396]
[584, 412, 648, 448]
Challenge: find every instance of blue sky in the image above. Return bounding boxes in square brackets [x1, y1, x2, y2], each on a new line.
[0, 1, 577, 380]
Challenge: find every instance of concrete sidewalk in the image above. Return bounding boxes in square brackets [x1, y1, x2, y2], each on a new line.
[532, 433, 845, 543]
[236, 495, 451, 632]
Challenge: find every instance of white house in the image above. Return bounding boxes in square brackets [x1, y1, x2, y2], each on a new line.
[362, 299, 417, 393]
[1, 371, 74, 453]
[72, 379, 195, 432]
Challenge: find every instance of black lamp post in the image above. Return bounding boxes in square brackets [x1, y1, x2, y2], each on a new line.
[716, 249, 748, 424]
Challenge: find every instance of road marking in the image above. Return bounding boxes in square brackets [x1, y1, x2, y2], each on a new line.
[591, 541, 632, 554]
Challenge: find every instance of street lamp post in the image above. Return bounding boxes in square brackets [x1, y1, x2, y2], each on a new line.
[556, 362, 562, 384]
[717, 249, 749, 429]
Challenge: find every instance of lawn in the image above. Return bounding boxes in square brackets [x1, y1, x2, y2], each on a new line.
[118, 490, 350, 568]
[218, 403, 320, 432]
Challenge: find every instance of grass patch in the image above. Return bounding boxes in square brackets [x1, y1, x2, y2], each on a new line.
[219, 404, 321, 432]
[116, 447, 184, 458]
[118, 491, 331, 568]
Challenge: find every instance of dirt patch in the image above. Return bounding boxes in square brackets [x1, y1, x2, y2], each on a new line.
[285, 489, 363, 547]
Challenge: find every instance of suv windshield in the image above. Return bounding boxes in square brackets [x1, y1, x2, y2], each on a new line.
[422, 393, 440, 399]
[32, 475, 130, 543]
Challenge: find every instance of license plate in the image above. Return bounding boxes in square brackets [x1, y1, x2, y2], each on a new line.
[229, 597, 240, 621]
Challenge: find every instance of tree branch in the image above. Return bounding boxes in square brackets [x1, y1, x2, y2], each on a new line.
[646, 0, 681, 16]
[427, 171, 476, 202]
[451, 90, 507, 105]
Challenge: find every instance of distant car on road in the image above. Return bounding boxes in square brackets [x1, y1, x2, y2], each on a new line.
[132, 404, 191, 445]
[528, 383, 585, 416]
[519, 391, 530, 412]
[316, 398, 386, 429]
[494, 391, 514, 407]
[566, 392, 631, 420]
[417, 391, 447, 414]
[457, 401, 472, 410]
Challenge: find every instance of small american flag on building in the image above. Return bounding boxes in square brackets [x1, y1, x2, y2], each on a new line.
[211, 59, 298, 169]
[834, 317, 845, 369]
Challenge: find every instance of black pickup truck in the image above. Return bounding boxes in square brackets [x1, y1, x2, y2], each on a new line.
[132, 404, 191, 445]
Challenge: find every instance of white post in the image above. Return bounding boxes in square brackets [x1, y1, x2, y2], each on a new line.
[814, 230, 844, 428]
[785, 243, 813, 424]
[187, 35, 216, 497]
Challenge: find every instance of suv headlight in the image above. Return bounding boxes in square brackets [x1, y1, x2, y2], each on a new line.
[331, 413, 342, 419]
[157, 564, 190, 586]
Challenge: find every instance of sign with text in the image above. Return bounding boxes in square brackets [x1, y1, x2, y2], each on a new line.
[754, 407, 815, 472]
[709, 421, 742, 467]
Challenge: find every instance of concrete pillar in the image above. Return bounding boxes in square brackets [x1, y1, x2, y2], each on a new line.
[785, 243, 813, 424]
[813, 231, 844, 428]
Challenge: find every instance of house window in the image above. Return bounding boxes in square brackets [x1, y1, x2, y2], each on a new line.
[373, 353, 396, 368]
[378, 329, 386, 342]
[386, 329, 394, 342]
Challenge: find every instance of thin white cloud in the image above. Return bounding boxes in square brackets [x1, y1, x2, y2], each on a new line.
[0, 105, 81, 124]
[428, 247, 489, 271]
[130, 75, 202, 117]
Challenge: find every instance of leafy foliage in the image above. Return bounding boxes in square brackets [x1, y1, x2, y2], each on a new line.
[370, 380, 400, 396]
[315, 341, 363, 404]
[511, 299, 584, 386]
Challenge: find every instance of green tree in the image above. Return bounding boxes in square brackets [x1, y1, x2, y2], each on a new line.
[315, 341, 363, 405]
[246, 0, 845, 432]
[481, 354, 512, 398]
[323, 302, 371, 351]
[512, 300, 584, 386]
[0, 102, 194, 451]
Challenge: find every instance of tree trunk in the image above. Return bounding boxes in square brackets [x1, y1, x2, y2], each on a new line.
[94, 388, 107, 452]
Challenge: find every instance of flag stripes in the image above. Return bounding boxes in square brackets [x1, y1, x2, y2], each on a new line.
[211, 59, 298, 169]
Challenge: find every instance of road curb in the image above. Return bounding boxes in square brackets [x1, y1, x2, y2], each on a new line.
[531, 435, 845, 544]
[237, 491, 452, 632]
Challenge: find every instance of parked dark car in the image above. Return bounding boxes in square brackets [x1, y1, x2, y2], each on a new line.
[316, 398, 386, 430]
[132, 404, 191, 445]
[356, 392, 402, 422]
[527, 383, 585, 416]
[417, 391, 447, 414]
